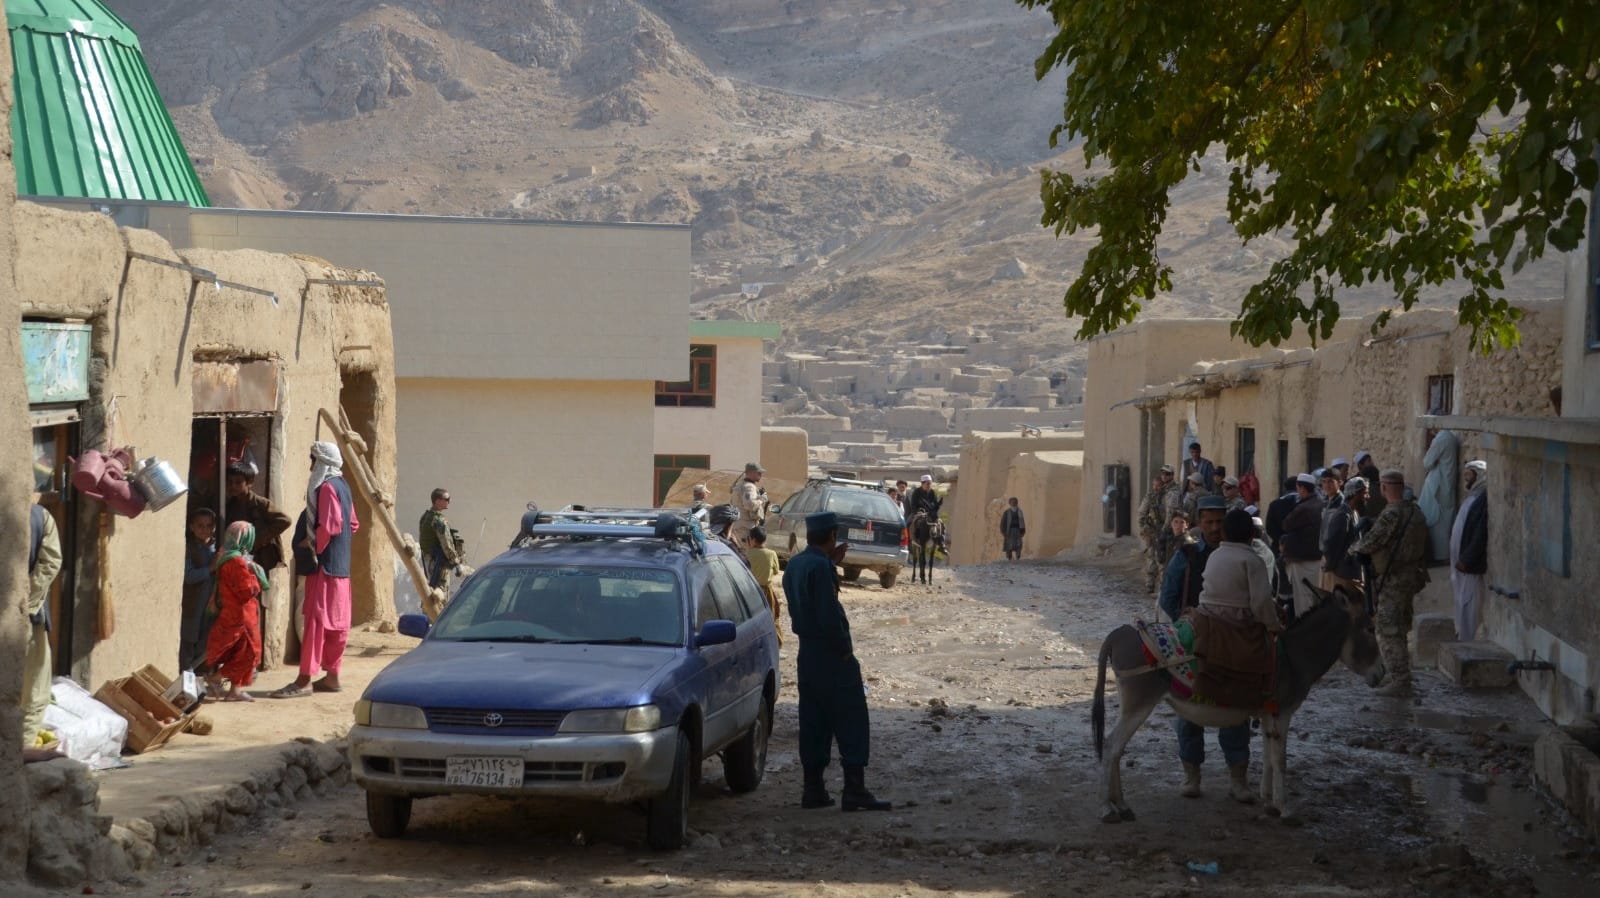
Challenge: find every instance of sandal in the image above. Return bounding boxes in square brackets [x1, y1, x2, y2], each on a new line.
[269, 683, 312, 699]
[311, 679, 342, 693]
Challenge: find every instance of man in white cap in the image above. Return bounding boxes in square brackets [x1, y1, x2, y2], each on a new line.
[730, 462, 768, 554]
[909, 474, 942, 520]
[1278, 473, 1324, 617]
[1449, 461, 1489, 640]
[1329, 457, 1351, 482]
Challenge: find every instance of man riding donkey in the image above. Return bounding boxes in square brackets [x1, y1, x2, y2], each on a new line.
[1159, 497, 1280, 802]
[1098, 497, 1384, 822]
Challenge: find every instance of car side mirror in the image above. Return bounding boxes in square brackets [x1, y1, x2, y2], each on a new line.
[397, 613, 431, 639]
[770, 503, 782, 514]
[696, 620, 736, 647]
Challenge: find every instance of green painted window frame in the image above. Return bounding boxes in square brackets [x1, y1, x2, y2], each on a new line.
[653, 454, 711, 506]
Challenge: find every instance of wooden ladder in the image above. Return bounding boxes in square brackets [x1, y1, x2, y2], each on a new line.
[318, 407, 444, 620]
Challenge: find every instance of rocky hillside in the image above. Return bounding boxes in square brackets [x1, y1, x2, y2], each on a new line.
[112, 0, 1564, 366]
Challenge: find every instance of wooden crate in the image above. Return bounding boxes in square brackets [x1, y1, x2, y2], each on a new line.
[94, 670, 193, 754]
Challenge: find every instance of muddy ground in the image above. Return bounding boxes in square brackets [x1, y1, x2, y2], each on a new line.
[55, 559, 1600, 897]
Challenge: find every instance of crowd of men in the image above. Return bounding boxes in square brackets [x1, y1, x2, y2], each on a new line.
[1140, 441, 1489, 702]
[1135, 439, 1492, 799]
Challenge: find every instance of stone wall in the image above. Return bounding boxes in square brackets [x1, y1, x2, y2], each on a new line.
[759, 426, 810, 484]
[1483, 432, 1600, 723]
[950, 431, 1083, 565]
[15, 203, 398, 686]
[1346, 304, 1562, 483]
[1000, 450, 1083, 561]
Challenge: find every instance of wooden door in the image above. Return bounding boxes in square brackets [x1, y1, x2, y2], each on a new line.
[31, 421, 78, 671]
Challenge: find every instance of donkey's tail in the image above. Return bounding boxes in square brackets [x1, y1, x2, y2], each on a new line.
[1092, 631, 1116, 762]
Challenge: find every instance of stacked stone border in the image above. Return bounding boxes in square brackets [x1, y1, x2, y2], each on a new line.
[25, 738, 351, 886]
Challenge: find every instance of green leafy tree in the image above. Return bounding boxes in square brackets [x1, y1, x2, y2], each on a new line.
[1020, 0, 1600, 350]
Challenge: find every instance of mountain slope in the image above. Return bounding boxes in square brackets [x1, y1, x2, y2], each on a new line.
[111, 0, 1565, 367]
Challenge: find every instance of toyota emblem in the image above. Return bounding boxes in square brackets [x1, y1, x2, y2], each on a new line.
[483, 712, 504, 728]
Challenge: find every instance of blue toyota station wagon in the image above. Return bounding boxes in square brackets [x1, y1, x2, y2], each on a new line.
[348, 509, 780, 849]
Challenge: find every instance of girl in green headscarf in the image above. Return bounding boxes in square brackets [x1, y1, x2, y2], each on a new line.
[204, 521, 267, 701]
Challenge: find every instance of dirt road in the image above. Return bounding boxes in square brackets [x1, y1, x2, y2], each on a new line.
[89, 560, 1600, 897]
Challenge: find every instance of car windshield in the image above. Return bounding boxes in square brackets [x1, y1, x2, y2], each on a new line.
[824, 489, 900, 520]
[430, 565, 683, 645]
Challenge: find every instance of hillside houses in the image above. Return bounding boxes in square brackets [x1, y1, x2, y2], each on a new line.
[761, 328, 1084, 474]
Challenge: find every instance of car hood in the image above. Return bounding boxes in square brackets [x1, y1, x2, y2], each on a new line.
[365, 640, 679, 710]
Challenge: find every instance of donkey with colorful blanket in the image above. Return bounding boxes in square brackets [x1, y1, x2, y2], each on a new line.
[1091, 585, 1384, 822]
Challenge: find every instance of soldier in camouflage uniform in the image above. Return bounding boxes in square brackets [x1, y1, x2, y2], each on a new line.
[1181, 472, 1210, 524]
[1353, 469, 1430, 697]
[419, 487, 464, 594]
[1139, 465, 1180, 592]
[1220, 476, 1247, 513]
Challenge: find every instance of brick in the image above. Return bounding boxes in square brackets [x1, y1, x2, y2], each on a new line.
[1438, 640, 1516, 688]
[1411, 612, 1456, 670]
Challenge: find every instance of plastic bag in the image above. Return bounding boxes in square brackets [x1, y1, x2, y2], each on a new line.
[43, 676, 128, 764]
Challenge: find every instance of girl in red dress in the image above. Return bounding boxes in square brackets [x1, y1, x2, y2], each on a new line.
[204, 521, 268, 702]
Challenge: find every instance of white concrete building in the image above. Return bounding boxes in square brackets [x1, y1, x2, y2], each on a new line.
[652, 320, 781, 503]
[127, 205, 693, 538]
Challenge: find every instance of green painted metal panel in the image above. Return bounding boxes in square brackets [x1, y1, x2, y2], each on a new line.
[6, 0, 208, 205]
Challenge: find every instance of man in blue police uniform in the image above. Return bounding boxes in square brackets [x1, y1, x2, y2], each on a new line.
[782, 511, 892, 812]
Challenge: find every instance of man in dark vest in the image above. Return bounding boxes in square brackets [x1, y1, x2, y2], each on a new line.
[783, 511, 892, 812]
[224, 460, 291, 575]
[272, 441, 359, 698]
[23, 502, 62, 748]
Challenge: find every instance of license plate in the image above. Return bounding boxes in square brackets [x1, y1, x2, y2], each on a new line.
[848, 528, 872, 542]
[445, 756, 524, 788]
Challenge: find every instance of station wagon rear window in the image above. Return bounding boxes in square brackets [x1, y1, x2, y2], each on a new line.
[823, 490, 901, 520]
[431, 566, 682, 645]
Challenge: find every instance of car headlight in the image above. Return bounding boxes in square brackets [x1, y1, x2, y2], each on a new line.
[558, 704, 661, 734]
[354, 700, 427, 729]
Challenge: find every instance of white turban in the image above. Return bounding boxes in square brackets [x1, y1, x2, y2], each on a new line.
[306, 440, 345, 523]
[1464, 459, 1487, 492]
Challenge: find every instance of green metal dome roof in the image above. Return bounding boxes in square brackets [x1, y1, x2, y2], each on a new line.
[6, 0, 208, 205]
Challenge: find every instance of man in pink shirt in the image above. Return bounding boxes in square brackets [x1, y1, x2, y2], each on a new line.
[271, 441, 359, 698]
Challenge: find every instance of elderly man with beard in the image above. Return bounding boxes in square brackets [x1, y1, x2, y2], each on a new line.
[1450, 460, 1489, 640]
[272, 441, 360, 698]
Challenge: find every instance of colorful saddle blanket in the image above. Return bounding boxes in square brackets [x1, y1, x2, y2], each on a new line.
[1134, 618, 1198, 700]
[1134, 616, 1278, 709]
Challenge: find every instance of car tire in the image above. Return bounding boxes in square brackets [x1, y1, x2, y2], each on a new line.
[723, 698, 771, 794]
[842, 565, 863, 582]
[647, 731, 693, 850]
[366, 791, 412, 839]
[878, 570, 898, 589]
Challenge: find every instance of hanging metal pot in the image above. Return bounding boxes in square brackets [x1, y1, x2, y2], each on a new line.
[130, 456, 188, 511]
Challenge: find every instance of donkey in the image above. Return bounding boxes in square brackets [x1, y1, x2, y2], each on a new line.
[909, 510, 942, 584]
[1090, 585, 1384, 822]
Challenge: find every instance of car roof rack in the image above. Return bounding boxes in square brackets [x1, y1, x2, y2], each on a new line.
[511, 506, 709, 556]
[810, 474, 886, 491]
